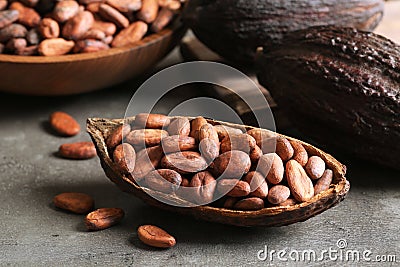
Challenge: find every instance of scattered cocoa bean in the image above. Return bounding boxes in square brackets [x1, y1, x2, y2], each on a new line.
[58, 141, 97, 159]
[137, 225, 176, 248]
[49, 111, 80, 136]
[85, 208, 125, 231]
[53, 192, 94, 214]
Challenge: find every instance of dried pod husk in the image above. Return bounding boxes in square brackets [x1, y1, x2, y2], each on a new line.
[257, 26, 400, 170]
[87, 116, 349, 227]
[183, 0, 384, 64]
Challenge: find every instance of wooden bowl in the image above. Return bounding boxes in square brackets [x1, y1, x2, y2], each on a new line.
[0, 23, 186, 96]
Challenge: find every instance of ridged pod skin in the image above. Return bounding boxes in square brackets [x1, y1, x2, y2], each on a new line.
[257, 27, 400, 169]
[87, 116, 349, 227]
[183, 0, 384, 64]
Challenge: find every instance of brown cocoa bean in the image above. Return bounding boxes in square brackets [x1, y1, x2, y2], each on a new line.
[10, 2, 40, 28]
[223, 197, 238, 209]
[151, 7, 174, 32]
[220, 133, 256, 154]
[167, 117, 190, 136]
[161, 135, 197, 154]
[249, 145, 262, 163]
[305, 156, 326, 180]
[0, 1, 7, 11]
[20, 0, 39, 7]
[290, 140, 308, 167]
[134, 113, 170, 129]
[106, 124, 131, 149]
[144, 169, 182, 193]
[161, 151, 207, 174]
[63, 11, 94, 40]
[210, 150, 251, 179]
[99, 4, 129, 28]
[15, 44, 38, 55]
[199, 138, 219, 163]
[106, 0, 141, 13]
[53, 0, 80, 23]
[5, 37, 26, 51]
[180, 177, 189, 187]
[286, 160, 314, 202]
[53, 192, 94, 214]
[0, 10, 19, 29]
[279, 198, 297, 206]
[189, 116, 207, 141]
[125, 129, 168, 147]
[0, 23, 27, 43]
[189, 171, 216, 204]
[214, 125, 244, 141]
[39, 18, 60, 39]
[314, 169, 333, 195]
[102, 34, 113, 44]
[91, 19, 116, 36]
[86, 2, 101, 13]
[85, 208, 124, 231]
[133, 145, 163, 179]
[243, 171, 268, 199]
[111, 20, 148, 47]
[58, 141, 97, 159]
[199, 123, 219, 144]
[73, 39, 109, 53]
[82, 29, 106, 40]
[259, 136, 294, 161]
[38, 38, 74, 56]
[267, 185, 290, 205]
[79, 0, 104, 4]
[217, 179, 250, 197]
[257, 153, 284, 185]
[233, 197, 264, 211]
[247, 128, 276, 147]
[49, 111, 80, 136]
[137, 225, 176, 248]
[158, 0, 180, 10]
[137, 0, 158, 23]
[26, 28, 41, 45]
[113, 143, 136, 174]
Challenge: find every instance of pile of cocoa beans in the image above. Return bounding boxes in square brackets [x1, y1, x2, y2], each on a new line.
[0, 0, 182, 56]
[109, 114, 335, 211]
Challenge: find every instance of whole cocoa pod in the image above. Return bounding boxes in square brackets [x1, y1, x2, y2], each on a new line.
[257, 27, 400, 169]
[183, 0, 384, 64]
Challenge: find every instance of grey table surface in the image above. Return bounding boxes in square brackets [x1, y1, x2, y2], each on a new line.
[0, 49, 399, 267]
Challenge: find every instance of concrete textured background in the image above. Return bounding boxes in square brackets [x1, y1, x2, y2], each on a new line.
[1, 2, 400, 265]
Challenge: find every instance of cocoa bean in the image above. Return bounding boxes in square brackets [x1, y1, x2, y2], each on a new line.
[62, 11, 94, 40]
[210, 150, 251, 179]
[20, 0, 39, 7]
[161, 135, 196, 154]
[98, 4, 129, 28]
[167, 117, 190, 136]
[0, 10, 19, 29]
[113, 143, 136, 174]
[38, 38, 75, 56]
[0, 1, 7, 11]
[15, 44, 38, 55]
[279, 198, 297, 206]
[249, 145, 262, 163]
[53, 192, 94, 214]
[111, 20, 148, 48]
[199, 123, 219, 145]
[39, 18, 60, 39]
[26, 28, 41, 45]
[267, 185, 290, 205]
[189, 116, 207, 141]
[151, 7, 174, 32]
[217, 179, 250, 197]
[305, 156, 326, 180]
[106, 0, 142, 13]
[5, 38, 26, 51]
[134, 113, 170, 129]
[137, 225, 176, 248]
[214, 124, 244, 141]
[58, 142, 97, 159]
[137, 0, 158, 23]
[257, 153, 284, 185]
[91, 19, 117, 36]
[243, 171, 268, 199]
[161, 151, 207, 174]
[49, 111, 80, 136]
[106, 124, 131, 149]
[259, 136, 294, 161]
[133, 145, 163, 179]
[189, 171, 216, 204]
[82, 29, 106, 40]
[233, 197, 264, 211]
[125, 129, 168, 147]
[199, 138, 219, 163]
[314, 169, 333, 195]
[289, 140, 308, 167]
[53, 0, 80, 23]
[73, 39, 109, 53]
[9, 2, 40, 28]
[220, 133, 256, 154]
[286, 160, 314, 202]
[144, 169, 182, 193]
[85, 208, 125, 231]
[223, 197, 238, 209]
[0, 23, 27, 43]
